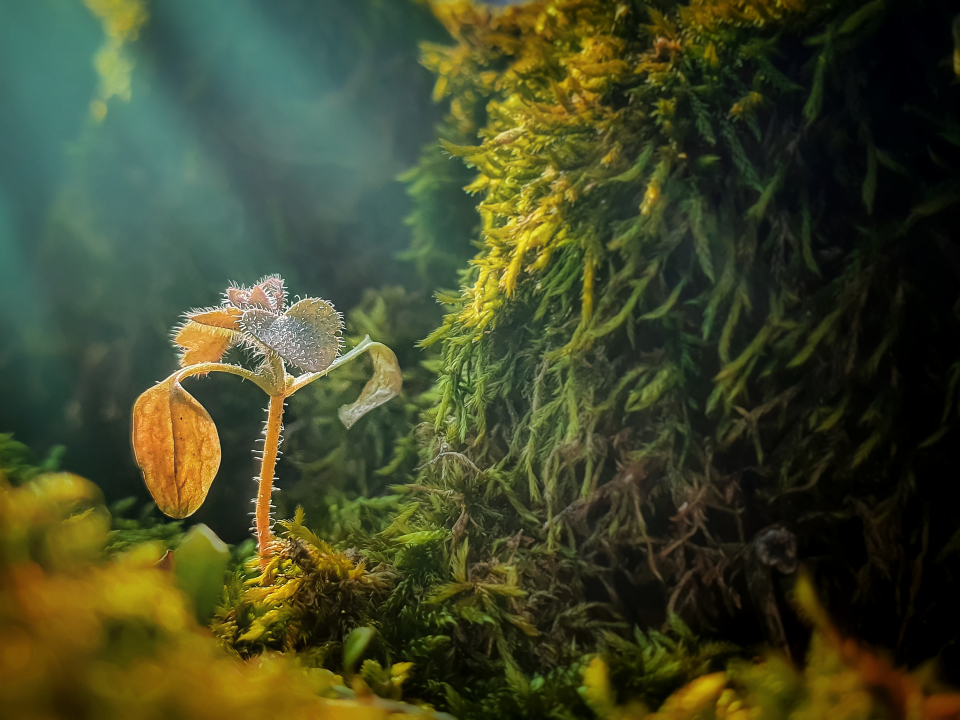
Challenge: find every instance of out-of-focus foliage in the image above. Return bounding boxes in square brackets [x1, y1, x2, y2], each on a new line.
[104, 495, 185, 555]
[84, 0, 148, 117]
[0, 433, 62, 486]
[0, 461, 457, 720]
[580, 574, 960, 720]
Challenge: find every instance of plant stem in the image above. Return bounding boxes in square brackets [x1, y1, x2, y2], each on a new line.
[256, 393, 285, 566]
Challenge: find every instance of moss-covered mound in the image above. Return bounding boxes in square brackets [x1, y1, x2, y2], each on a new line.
[223, 0, 960, 716]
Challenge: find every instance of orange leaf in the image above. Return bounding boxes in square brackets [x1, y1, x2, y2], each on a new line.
[174, 321, 237, 366]
[132, 375, 221, 518]
[187, 306, 242, 329]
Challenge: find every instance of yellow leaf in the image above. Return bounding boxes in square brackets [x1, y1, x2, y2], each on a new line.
[174, 322, 237, 366]
[187, 306, 242, 329]
[580, 656, 617, 719]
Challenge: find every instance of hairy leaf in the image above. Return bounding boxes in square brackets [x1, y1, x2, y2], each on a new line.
[241, 298, 343, 373]
[226, 274, 286, 312]
[175, 322, 237, 366]
[132, 375, 220, 518]
[187, 306, 242, 329]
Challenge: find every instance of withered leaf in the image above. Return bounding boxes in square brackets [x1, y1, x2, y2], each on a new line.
[132, 376, 221, 518]
[338, 342, 402, 428]
[175, 322, 237, 366]
[241, 297, 343, 372]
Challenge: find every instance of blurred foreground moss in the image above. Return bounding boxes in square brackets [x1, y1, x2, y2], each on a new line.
[0, 470, 453, 720]
[580, 574, 960, 720]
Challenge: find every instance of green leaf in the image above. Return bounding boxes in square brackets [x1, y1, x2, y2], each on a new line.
[918, 425, 951, 449]
[904, 192, 960, 231]
[439, 138, 484, 158]
[800, 193, 821, 276]
[787, 308, 843, 368]
[687, 197, 715, 282]
[607, 144, 654, 184]
[803, 51, 829, 126]
[839, 0, 885, 35]
[639, 279, 686, 321]
[343, 626, 377, 675]
[173, 524, 230, 622]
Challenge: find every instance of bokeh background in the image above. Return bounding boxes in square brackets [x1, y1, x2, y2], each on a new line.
[0, 0, 457, 542]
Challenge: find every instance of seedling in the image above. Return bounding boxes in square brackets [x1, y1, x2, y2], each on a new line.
[131, 275, 401, 564]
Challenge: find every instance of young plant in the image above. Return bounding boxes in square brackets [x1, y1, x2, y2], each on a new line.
[131, 275, 401, 563]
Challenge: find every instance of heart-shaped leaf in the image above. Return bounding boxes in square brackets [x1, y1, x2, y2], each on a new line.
[175, 322, 238, 366]
[338, 342, 402, 429]
[132, 375, 221, 518]
[241, 297, 343, 372]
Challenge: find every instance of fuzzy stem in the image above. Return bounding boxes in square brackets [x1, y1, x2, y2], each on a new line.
[256, 393, 285, 566]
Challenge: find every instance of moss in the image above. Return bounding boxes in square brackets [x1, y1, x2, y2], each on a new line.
[0, 465, 457, 720]
[402, 0, 960, 668]
[580, 574, 960, 719]
[219, 0, 960, 715]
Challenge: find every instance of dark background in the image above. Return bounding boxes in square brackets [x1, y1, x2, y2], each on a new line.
[0, 0, 449, 542]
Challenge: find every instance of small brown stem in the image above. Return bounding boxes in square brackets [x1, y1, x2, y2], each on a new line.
[256, 393, 285, 567]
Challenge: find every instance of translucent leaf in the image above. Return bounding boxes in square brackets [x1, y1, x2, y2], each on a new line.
[343, 626, 376, 675]
[174, 322, 237, 366]
[338, 342, 403, 429]
[186, 306, 242, 329]
[241, 297, 343, 373]
[132, 375, 221, 518]
[173, 523, 230, 622]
